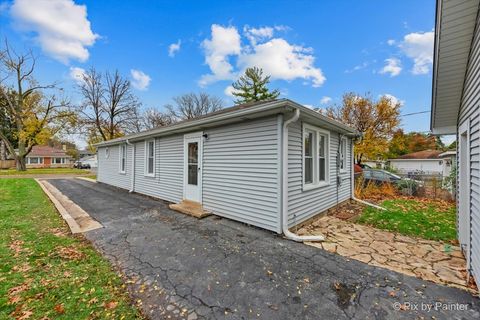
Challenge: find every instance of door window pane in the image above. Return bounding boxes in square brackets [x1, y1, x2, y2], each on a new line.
[188, 142, 198, 185]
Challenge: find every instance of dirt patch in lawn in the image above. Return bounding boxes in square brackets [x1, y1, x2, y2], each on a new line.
[299, 215, 477, 293]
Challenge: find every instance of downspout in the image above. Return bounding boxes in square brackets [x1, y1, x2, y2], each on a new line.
[282, 108, 325, 242]
[126, 139, 135, 193]
[349, 136, 386, 211]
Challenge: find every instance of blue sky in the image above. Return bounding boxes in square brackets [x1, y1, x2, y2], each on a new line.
[0, 0, 442, 146]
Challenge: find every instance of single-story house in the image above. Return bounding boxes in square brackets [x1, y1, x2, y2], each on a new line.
[95, 99, 358, 234]
[387, 150, 445, 176]
[431, 0, 480, 284]
[26, 145, 72, 168]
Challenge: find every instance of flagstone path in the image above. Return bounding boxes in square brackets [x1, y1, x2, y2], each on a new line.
[298, 216, 475, 293]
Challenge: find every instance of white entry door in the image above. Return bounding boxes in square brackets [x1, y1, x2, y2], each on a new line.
[184, 132, 203, 203]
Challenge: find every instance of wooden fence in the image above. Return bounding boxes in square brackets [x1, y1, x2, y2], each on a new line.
[0, 160, 15, 169]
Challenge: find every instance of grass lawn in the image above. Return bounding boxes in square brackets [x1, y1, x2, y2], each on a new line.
[85, 175, 97, 180]
[356, 198, 457, 242]
[0, 168, 88, 176]
[0, 179, 142, 319]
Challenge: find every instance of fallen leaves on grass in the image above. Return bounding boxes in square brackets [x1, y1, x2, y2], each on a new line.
[54, 304, 65, 314]
[55, 246, 86, 260]
[12, 263, 31, 273]
[8, 282, 30, 296]
[104, 301, 118, 309]
[9, 240, 25, 257]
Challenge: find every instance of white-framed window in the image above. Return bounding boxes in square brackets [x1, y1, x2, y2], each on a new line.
[105, 147, 110, 159]
[339, 137, 347, 172]
[53, 157, 65, 164]
[145, 139, 155, 177]
[28, 157, 43, 164]
[303, 124, 330, 190]
[119, 144, 127, 173]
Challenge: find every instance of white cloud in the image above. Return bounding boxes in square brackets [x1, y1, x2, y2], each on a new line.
[168, 40, 181, 57]
[10, 0, 99, 63]
[387, 39, 396, 46]
[380, 58, 402, 77]
[381, 93, 405, 106]
[320, 96, 332, 105]
[69, 66, 86, 84]
[399, 31, 434, 74]
[345, 61, 369, 73]
[200, 24, 325, 88]
[244, 26, 274, 44]
[199, 24, 242, 86]
[303, 104, 315, 109]
[224, 85, 240, 98]
[130, 69, 151, 91]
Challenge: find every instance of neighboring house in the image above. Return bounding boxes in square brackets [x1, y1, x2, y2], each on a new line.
[431, 0, 480, 285]
[438, 150, 456, 178]
[95, 99, 358, 233]
[387, 150, 444, 176]
[25, 145, 71, 168]
[80, 154, 98, 168]
[79, 149, 95, 158]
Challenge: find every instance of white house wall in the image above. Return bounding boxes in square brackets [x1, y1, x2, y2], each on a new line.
[202, 116, 281, 232]
[287, 121, 352, 227]
[388, 160, 443, 175]
[97, 144, 132, 190]
[458, 11, 480, 283]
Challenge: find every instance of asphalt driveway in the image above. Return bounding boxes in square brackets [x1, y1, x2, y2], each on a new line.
[48, 179, 480, 320]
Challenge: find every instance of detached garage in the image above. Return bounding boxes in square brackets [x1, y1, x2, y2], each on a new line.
[95, 99, 358, 235]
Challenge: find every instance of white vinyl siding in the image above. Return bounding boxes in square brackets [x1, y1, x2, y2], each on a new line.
[288, 121, 352, 227]
[202, 116, 280, 232]
[458, 10, 480, 283]
[97, 144, 131, 190]
[133, 135, 183, 204]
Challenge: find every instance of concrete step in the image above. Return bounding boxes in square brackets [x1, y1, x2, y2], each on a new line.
[169, 200, 211, 219]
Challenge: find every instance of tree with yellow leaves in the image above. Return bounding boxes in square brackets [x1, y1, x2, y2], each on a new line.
[323, 93, 401, 164]
[0, 44, 75, 171]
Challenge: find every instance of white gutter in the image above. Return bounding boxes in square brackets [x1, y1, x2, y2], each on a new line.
[282, 108, 325, 242]
[126, 139, 135, 193]
[349, 137, 387, 211]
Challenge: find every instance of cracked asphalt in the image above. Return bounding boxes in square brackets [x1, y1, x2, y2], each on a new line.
[48, 178, 480, 320]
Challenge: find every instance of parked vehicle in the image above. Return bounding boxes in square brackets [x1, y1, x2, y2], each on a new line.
[74, 162, 91, 169]
[362, 168, 422, 193]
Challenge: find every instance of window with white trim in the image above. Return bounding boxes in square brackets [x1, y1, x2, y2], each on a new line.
[145, 140, 155, 176]
[28, 157, 43, 164]
[53, 157, 65, 164]
[339, 138, 347, 172]
[303, 124, 330, 189]
[119, 144, 127, 173]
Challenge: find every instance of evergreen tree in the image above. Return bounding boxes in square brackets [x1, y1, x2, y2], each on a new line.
[231, 67, 280, 104]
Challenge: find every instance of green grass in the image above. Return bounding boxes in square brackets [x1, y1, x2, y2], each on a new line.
[0, 168, 88, 175]
[356, 198, 457, 242]
[85, 175, 97, 180]
[0, 179, 142, 319]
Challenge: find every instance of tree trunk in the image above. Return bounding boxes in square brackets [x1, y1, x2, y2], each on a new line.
[16, 156, 26, 171]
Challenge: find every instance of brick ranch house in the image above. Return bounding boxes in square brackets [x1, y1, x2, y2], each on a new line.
[25, 145, 72, 168]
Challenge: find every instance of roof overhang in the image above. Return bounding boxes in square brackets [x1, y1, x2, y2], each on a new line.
[94, 100, 358, 147]
[431, 0, 480, 135]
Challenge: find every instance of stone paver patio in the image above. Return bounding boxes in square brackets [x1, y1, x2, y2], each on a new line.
[298, 216, 475, 293]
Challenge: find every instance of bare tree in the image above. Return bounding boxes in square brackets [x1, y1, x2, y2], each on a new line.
[77, 68, 141, 145]
[0, 43, 74, 170]
[142, 107, 174, 130]
[165, 92, 223, 120]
